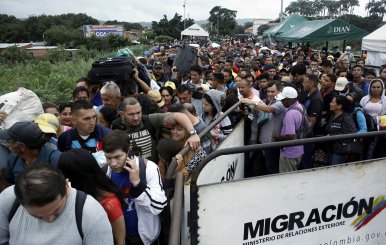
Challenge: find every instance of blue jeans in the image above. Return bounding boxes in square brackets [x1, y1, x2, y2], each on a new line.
[329, 153, 347, 165]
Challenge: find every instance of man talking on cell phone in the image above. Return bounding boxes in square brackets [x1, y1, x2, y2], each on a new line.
[102, 130, 167, 245]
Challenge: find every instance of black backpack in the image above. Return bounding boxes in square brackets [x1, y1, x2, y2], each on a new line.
[8, 190, 87, 239]
[353, 110, 378, 132]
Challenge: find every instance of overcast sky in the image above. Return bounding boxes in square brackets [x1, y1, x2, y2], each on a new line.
[1, 0, 370, 23]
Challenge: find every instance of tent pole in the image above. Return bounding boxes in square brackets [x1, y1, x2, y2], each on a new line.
[325, 41, 328, 52]
[343, 40, 346, 51]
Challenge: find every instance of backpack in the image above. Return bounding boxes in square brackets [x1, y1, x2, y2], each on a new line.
[8, 190, 87, 239]
[353, 110, 378, 132]
[288, 105, 312, 139]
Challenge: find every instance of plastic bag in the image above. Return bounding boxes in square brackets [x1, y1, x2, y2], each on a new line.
[0, 87, 44, 129]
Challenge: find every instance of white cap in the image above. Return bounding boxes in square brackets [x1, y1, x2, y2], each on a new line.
[335, 77, 349, 91]
[345, 46, 351, 51]
[275, 87, 298, 100]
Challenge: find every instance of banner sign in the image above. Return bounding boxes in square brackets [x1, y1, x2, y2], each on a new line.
[83, 25, 124, 38]
[196, 159, 386, 245]
[197, 119, 244, 185]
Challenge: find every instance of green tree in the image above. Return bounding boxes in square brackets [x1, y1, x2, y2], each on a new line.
[366, 0, 386, 17]
[338, 14, 382, 33]
[105, 20, 143, 31]
[234, 25, 245, 34]
[107, 34, 129, 49]
[0, 45, 31, 64]
[0, 22, 28, 42]
[154, 35, 174, 43]
[258, 24, 271, 36]
[151, 13, 194, 39]
[285, 0, 317, 16]
[61, 13, 99, 29]
[0, 13, 98, 43]
[208, 6, 237, 35]
[243, 22, 254, 29]
[44, 25, 83, 47]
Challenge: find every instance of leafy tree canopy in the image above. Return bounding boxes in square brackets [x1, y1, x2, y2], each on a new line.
[151, 13, 194, 39]
[208, 6, 237, 35]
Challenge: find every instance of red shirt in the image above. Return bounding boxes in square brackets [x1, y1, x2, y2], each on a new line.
[99, 193, 123, 222]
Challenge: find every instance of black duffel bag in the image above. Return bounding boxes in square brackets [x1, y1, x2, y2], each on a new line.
[88, 57, 135, 85]
[88, 57, 134, 96]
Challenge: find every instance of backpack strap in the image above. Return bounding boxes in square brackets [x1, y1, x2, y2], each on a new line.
[75, 190, 87, 240]
[138, 157, 147, 186]
[7, 198, 20, 223]
[8, 190, 87, 240]
[288, 105, 306, 138]
[10, 155, 19, 174]
[48, 150, 56, 165]
[288, 104, 304, 116]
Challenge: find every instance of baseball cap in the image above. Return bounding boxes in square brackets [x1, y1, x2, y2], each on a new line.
[0, 121, 43, 145]
[143, 50, 151, 57]
[147, 90, 165, 107]
[153, 61, 163, 69]
[345, 46, 351, 51]
[275, 87, 298, 100]
[164, 81, 176, 90]
[34, 113, 60, 135]
[335, 77, 349, 91]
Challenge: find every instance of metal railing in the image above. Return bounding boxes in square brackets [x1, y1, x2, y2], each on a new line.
[189, 130, 386, 245]
[166, 100, 242, 245]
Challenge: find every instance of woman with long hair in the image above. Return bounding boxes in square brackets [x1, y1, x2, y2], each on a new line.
[359, 79, 386, 159]
[170, 124, 207, 182]
[325, 95, 357, 165]
[59, 149, 125, 245]
[157, 138, 183, 180]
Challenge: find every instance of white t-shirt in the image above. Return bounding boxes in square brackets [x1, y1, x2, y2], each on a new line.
[0, 187, 113, 245]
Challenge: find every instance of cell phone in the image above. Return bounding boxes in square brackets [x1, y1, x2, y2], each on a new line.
[125, 153, 134, 168]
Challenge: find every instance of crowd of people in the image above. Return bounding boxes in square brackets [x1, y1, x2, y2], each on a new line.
[0, 38, 386, 244]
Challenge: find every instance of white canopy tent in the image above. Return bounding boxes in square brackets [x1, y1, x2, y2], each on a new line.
[181, 23, 209, 39]
[362, 24, 386, 67]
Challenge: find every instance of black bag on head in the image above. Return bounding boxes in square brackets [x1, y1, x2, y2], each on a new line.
[174, 44, 197, 76]
[88, 57, 138, 96]
[88, 57, 134, 84]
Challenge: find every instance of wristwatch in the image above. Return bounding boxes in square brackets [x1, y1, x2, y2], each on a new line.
[189, 129, 197, 136]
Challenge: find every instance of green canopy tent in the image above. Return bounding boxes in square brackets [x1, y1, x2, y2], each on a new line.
[263, 14, 309, 37]
[276, 19, 368, 42]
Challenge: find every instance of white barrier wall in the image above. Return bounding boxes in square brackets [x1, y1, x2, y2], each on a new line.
[182, 119, 245, 244]
[197, 119, 245, 185]
[196, 159, 386, 245]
